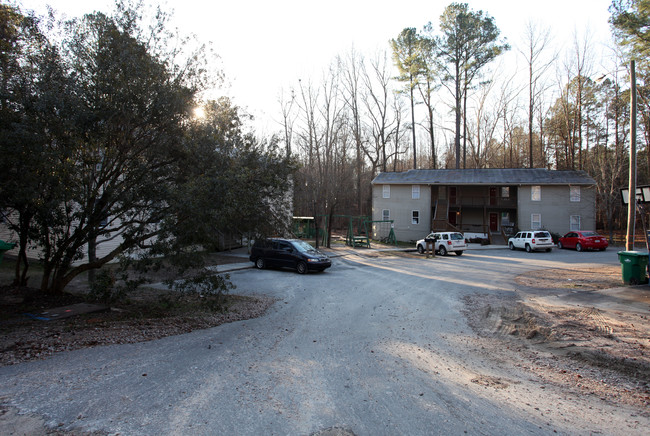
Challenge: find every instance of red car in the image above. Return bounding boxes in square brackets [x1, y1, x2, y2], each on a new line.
[557, 231, 608, 251]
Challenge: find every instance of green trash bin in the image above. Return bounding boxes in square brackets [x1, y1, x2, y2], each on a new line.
[617, 251, 649, 285]
[0, 240, 16, 266]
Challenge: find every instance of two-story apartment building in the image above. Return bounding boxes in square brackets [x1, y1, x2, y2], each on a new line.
[371, 168, 597, 243]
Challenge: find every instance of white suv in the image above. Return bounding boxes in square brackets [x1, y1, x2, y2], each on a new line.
[416, 232, 467, 256]
[508, 230, 554, 252]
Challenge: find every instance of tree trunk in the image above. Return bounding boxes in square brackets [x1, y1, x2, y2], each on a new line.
[410, 82, 417, 169]
[429, 107, 436, 169]
[13, 212, 31, 287]
[455, 62, 462, 169]
[462, 71, 468, 169]
[87, 236, 97, 286]
[529, 59, 534, 168]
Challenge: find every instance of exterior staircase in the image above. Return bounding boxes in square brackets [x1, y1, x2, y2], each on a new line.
[432, 199, 449, 231]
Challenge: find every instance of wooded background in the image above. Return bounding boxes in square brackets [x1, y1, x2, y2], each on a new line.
[285, 1, 650, 245]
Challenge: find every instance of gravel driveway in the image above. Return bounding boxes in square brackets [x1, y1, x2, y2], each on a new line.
[0, 247, 648, 435]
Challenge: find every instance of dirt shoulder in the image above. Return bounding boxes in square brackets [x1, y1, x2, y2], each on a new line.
[463, 265, 650, 411]
[0, 253, 270, 367]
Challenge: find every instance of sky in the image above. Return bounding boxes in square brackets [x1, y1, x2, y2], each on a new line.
[18, 0, 616, 134]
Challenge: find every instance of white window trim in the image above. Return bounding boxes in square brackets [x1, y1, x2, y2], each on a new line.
[531, 213, 542, 230]
[570, 186, 581, 202]
[382, 185, 390, 199]
[411, 210, 420, 225]
[412, 185, 420, 200]
[531, 186, 541, 201]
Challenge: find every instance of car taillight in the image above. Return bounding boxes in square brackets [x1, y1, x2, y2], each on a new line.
[447, 241, 452, 245]
[532, 239, 536, 243]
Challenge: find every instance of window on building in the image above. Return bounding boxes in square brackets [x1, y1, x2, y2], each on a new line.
[501, 187, 510, 198]
[531, 186, 541, 201]
[570, 215, 581, 231]
[570, 186, 581, 202]
[382, 209, 390, 221]
[412, 185, 420, 200]
[383, 185, 390, 198]
[531, 213, 542, 229]
[412, 210, 420, 225]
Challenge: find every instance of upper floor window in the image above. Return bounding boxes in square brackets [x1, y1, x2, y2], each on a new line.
[531, 186, 541, 201]
[501, 187, 510, 198]
[382, 185, 390, 199]
[570, 186, 581, 202]
[412, 185, 420, 200]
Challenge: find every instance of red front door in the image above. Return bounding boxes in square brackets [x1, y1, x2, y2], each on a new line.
[489, 212, 498, 232]
[448, 210, 457, 226]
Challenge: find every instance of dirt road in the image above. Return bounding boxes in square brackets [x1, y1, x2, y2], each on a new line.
[1, 247, 648, 435]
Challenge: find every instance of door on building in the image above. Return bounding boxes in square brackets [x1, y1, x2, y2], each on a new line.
[448, 210, 457, 226]
[489, 212, 498, 232]
[489, 187, 497, 206]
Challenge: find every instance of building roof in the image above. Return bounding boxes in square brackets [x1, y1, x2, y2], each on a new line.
[371, 168, 596, 186]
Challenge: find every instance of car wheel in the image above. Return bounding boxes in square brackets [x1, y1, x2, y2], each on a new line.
[439, 246, 447, 256]
[455, 251, 463, 256]
[525, 244, 532, 253]
[255, 258, 265, 269]
[417, 245, 424, 254]
[557, 241, 563, 249]
[576, 243, 583, 252]
[600, 247, 607, 251]
[296, 261, 307, 274]
[509, 242, 515, 250]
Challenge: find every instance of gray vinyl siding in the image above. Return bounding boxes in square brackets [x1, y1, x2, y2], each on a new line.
[371, 169, 597, 242]
[372, 184, 431, 242]
[517, 185, 596, 234]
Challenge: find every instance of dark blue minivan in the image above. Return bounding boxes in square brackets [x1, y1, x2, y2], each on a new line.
[250, 238, 331, 274]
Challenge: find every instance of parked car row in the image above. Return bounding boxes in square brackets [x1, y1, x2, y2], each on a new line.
[413, 230, 609, 256]
[507, 230, 609, 252]
[249, 229, 609, 275]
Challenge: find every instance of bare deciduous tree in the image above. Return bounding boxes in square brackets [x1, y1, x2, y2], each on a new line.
[519, 20, 556, 168]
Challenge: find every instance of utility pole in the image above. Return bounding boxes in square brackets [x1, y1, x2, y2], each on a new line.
[626, 60, 637, 251]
